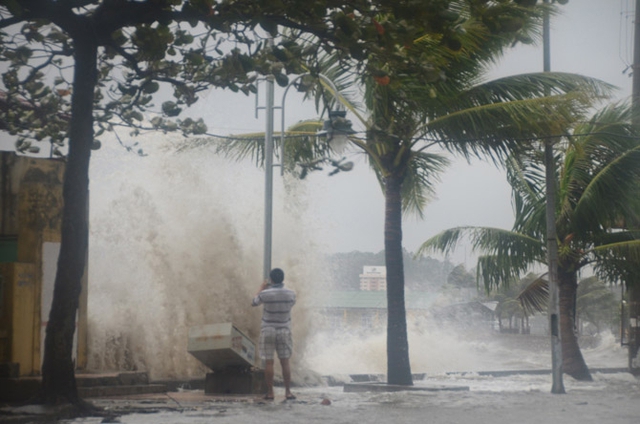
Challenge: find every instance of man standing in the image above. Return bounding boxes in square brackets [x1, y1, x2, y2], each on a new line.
[252, 268, 296, 400]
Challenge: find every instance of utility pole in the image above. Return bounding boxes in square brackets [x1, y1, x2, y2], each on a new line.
[543, 0, 565, 394]
[263, 39, 275, 280]
[628, 0, 640, 376]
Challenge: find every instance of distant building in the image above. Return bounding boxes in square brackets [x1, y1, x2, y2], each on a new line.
[359, 266, 386, 291]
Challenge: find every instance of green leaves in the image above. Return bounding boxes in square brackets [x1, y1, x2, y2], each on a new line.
[0, 0, 579, 163]
[274, 73, 289, 87]
[142, 81, 160, 94]
[179, 117, 207, 135]
[161, 101, 182, 117]
[131, 25, 175, 62]
[5, 45, 32, 65]
[401, 151, 450, 218]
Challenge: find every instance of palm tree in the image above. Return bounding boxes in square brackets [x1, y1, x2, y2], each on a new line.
[314, 65, 608, 388]
[418, 103, 640, 380]
[188, 7, 609, 385]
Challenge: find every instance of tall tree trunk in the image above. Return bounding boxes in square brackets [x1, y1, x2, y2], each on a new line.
[384, 174, 412, 386]
[41, 36, 97, 404]
[558, 268, 592, 381]
[544, 140, 565, 393]
[542, 0, 564, 394]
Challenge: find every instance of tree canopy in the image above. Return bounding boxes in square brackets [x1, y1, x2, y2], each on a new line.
[1, 0, 546, 150]
[419, 102, 640, 380]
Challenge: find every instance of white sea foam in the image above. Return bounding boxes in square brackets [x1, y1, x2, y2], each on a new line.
[304, 325, 628, 378]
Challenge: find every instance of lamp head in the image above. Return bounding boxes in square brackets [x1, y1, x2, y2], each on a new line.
[316, 110, 355, 152]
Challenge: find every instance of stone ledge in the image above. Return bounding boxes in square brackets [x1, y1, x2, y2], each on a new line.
[78, 383, 166, 398]
[343, 382, 469, 393]
[76, 371, 149, 387]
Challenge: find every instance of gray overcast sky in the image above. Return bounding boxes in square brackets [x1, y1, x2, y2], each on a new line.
[183, 0, 635, 265]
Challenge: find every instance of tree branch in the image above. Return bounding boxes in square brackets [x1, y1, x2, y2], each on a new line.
[106, 41, 199, 98]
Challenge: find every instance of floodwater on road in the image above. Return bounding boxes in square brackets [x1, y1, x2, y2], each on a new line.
[61, 327, 639, 424]
[62, 372, 638, 424]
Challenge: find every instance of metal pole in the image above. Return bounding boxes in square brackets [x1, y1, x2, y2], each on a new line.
[628, 0, 640, 375]
[263, 40, 275, 280]
[633, 0, 640, 110]
[543, 0, 565, 394]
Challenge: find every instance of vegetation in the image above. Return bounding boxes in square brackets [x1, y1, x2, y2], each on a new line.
[2, 0, 509, 405]
[0, 0, 617, 401]
[419, 103, 640, 380]
[447, 264, 477, 289]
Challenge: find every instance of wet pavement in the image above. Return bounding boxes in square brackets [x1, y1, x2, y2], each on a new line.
[3, 372, 639, 424]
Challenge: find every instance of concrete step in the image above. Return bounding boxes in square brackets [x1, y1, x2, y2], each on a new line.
[0, 372, 162, 402]
[344, 382, 470, 393]
[76, 371, 149, 388]
[79, 383, 167, 398]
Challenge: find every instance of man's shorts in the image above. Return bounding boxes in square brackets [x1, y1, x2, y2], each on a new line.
[259, 327, 293, 360]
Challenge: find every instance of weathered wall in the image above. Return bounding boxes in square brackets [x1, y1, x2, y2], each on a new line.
[0, 152, 87, 376]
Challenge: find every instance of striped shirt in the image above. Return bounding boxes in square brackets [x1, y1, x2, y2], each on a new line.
[252, 286, 296, 329]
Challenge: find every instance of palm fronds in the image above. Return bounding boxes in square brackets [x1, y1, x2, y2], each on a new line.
[419, 225, 545, 291]
[417, 227, 468, 258]
[401, 151, 450, 219]
[516, 274, 549, 316]
[426, 91, 595, 159]
[437, 72, 611, 114]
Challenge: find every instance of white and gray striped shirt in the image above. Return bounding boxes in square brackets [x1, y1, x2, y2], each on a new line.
[252, 286, 296, 329]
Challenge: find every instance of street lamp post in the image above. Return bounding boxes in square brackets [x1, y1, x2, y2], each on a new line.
[262, 73, 275, 280]
[259, 73, 354, 279]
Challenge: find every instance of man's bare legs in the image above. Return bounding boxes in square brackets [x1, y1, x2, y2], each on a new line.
[263, 357, 294, 399]
[280, 357, 294, 399]
[264, 359, 275, 399]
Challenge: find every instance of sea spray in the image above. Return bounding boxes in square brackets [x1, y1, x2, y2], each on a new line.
[85, 136, 627, 381]
[304, 322, 627, 377]
[87, 138, 327, 380]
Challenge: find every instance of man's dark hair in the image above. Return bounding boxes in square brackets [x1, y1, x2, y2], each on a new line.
[269, 268, 285, 285]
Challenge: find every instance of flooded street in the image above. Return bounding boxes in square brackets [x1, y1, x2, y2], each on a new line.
[58, 372, 638, 424]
